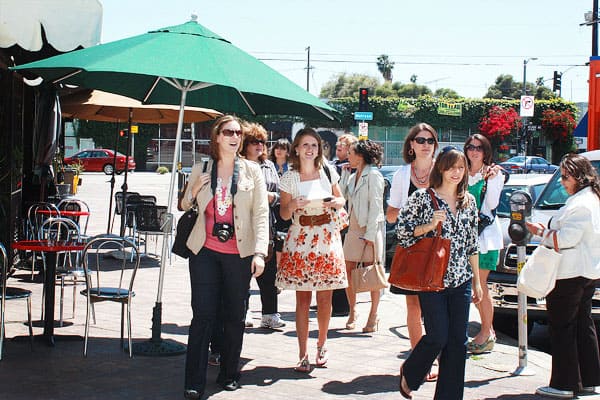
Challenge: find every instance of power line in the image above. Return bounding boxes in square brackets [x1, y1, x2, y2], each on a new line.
[258, 57, 586, 68]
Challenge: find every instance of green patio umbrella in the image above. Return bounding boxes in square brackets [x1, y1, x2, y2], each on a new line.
[12, 15, 337, 356]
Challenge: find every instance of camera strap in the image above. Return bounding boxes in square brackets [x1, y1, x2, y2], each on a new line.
[210, 157, 240, 226]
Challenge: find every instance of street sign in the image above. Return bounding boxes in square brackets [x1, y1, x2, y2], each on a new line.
[519, 96, 535, 117]
[358, 122, 368, 140]
[354, 111, 373, 121]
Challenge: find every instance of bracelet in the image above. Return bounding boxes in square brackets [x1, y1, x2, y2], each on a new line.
[254, 253, 266, 259]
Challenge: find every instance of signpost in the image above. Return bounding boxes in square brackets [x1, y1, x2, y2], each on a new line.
[520, 96, 535, 117]
[353, 111, 373, 121]
[358, 122, 369, 140]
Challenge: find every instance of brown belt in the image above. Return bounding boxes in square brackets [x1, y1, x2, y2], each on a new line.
[298, 213, 331, 227]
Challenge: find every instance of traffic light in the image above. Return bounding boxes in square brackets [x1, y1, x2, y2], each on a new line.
[552, 71, 562, 92]
[119, 129, 129, 138]
[358, 87, 369, 111]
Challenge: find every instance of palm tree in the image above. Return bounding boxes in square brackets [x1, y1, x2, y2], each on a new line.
[376, 54, 394, 82]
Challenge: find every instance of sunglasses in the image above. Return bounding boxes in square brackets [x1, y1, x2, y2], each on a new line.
[465, 144, 484, 152]
[413, 137, 435, 145]
[221, 129, 243, 137]
[441, 145, 462, 154]
[560, 173, 571, 180]
[249, 139, 266, 145]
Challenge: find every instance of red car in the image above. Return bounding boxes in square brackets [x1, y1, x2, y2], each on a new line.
[64, 149, 136, 175]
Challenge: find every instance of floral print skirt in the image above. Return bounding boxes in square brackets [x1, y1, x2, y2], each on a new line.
[276, 219, 347, 291]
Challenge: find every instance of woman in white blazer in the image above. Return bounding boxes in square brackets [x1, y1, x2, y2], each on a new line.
[526, 153, 600, 398]
[343, 140, 385, 332]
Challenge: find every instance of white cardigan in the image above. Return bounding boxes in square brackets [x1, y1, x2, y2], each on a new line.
[474, 173, 504, 253]
[545, 186, 600, 280]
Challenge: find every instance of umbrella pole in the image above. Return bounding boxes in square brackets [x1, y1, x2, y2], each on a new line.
[107, 123, 120, 234]
[132, 86, 188, 356]
[119, 109, 133, 237]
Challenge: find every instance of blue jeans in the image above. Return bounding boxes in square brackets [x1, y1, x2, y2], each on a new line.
[184, 247, 252, 392]
[403, 280, 471, 400]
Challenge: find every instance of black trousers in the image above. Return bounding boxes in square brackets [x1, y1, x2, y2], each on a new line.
[184, 247, 252, 392]
[255, 254, 278, 314]
[546, 277, 600, 392]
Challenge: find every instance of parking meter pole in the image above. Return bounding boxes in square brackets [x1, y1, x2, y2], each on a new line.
[513, 245, 535, 375]
[507, 190, 535, 376]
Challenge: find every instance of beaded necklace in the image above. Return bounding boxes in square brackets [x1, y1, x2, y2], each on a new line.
[215, 176, 232, 216]
[411, 162, 432, 185]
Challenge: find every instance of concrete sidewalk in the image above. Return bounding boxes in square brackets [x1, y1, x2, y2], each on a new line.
[0, 172, 586, 399]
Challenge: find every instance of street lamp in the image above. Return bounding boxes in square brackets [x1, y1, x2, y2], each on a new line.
[519, 57, 538, 156]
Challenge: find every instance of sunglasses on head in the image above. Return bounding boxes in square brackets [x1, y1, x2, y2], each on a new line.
[249, 138, 266, 145]
[413, 137, 435, 145]
[221, 129, 242, 137]
[441, 145, 462, 154]
[465, 144, 484, 152]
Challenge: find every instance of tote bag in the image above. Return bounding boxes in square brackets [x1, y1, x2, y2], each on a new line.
[352, 239, 387, 293]
[517, 230, 561, 298]
[388, 189, 450, 292]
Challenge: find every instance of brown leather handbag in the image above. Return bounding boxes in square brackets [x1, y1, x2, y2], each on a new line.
[388, 189, 450, 292]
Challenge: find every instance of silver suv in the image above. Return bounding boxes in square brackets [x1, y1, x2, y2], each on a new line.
[489, 150, 600, 336]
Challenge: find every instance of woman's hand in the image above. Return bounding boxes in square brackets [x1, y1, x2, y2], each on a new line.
[472, 280, 483, 304]
[360, 237, 374, 246]
[525, 221, 546, 236]
[431, 210, 446, 227]
[484, 164, 502, 179]
[323, 196, 344, 210]
[191, 172, 210, 198]
[290, 195, 310, 212]
[251, 255, 265, 278]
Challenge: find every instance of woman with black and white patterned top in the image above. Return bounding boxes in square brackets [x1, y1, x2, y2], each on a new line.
[396, 146, 482, 400]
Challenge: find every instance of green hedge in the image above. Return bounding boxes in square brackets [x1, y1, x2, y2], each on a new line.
[301, 96, 578, 131]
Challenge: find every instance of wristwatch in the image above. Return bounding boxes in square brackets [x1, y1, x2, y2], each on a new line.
[254, 253, 266, 259]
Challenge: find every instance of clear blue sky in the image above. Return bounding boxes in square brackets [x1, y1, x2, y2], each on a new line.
[99, 0, 593, 103]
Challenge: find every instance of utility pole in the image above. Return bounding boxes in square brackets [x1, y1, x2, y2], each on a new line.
[521, 58, 537, 156]
[305, 46, 313, 92]
[594, 0, 598, 56]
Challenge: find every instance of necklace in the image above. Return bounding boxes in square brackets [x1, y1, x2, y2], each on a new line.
[412, 162, 431, 185]
[468, 164, 485, 186]
[215, 177, 232, 216]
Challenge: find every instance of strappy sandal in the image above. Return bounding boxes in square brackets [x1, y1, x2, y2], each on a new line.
[399, 366, 412, 399]
[467, 336, 496, 354]
[426, 361, 438, 382]
[294, 356, 311, 373]
[316, 346, 328, 367]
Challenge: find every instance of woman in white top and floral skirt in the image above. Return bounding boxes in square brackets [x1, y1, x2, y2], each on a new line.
[276, 128, 347, 373]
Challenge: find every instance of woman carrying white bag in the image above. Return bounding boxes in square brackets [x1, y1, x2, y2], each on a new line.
[524, 153, 600, 399]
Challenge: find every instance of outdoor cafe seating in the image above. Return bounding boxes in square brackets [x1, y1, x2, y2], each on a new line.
[38, 217, 88, 327]
[0, 242, 33, 360]
[80, 234, 140, 357]
[24, 202, 60, 279]
[131, 203, 173, 260]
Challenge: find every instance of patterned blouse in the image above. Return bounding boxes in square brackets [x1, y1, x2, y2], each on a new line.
[395, 188, 479, 288]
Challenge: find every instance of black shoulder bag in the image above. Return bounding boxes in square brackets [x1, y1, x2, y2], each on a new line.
[172, 161, 208, 258]
[477, 175, 496, 235]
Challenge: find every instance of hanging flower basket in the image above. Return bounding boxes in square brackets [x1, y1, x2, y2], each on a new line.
[478, 106, 522, 142]
[541, 109, 576, 142]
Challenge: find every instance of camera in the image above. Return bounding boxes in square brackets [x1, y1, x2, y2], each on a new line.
[212, 222, 234, 242]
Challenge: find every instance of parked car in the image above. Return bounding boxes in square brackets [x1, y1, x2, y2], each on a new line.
[64, 149, 136, 175]
[489, 150, 600, 337]
[498, 156, 558, 174]
[379, 165, 402, 267]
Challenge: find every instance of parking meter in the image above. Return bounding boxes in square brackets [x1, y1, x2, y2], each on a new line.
[508, 190, 532, 245]
[507, 190, 535, 376]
